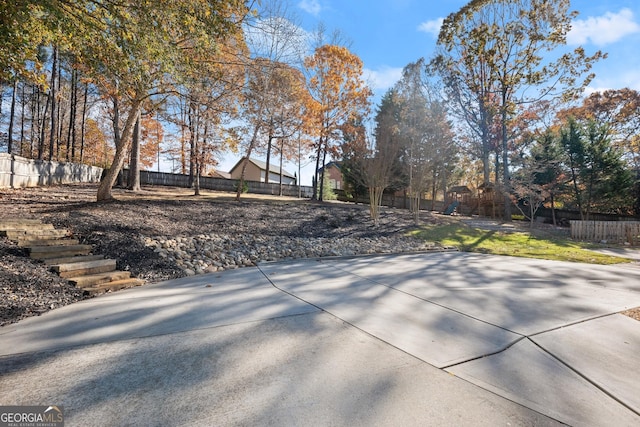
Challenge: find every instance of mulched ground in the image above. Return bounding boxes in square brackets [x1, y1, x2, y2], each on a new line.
[1, 183, 639, 326]
[0, 184, 444, 326]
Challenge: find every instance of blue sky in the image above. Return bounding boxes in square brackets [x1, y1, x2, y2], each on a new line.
[218, 0, 640, 185]
[296, 0, 640, 96]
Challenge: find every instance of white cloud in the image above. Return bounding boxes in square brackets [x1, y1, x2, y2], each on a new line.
[568, 8, 640, 46]
[585, 70, 640, 94]
[298, 0, 322, 16]
[417, 18, 444, 37]
[364, 66, 404, 91]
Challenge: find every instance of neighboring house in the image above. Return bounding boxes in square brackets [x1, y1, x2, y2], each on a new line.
[318, 161, 342, 190]
[229, 157, 296, 185]
[211, 170, 231, 179]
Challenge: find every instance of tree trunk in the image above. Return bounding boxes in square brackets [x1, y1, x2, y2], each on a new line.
[67, 69, 78, 162]
[194, 122, 206, 197]
[55, 53, 63, 160]
[311, 136, 323, 201]
[264, 134, 273, 183]
[30, 84, 38, 157]
[97, 99, 142, 201]
[501, 93, 512, 222]
[7, 79, 17, 154]
[369, 187, 379, 227]
[128, 111, 142, 191]
[479, 102, 491, 186]
[319, 142, 327, 202]
[236, 124, 261, 201]
[19, 81, 26, 156]
[111, 96, 125, 187]
[48, 45, 57, 161]
[297, 133, 302, 198]
[278, 139, 284, 197]
[38, 87, 48, 160]
[188, 104, 196, 188]
[80, 82, 88, 162]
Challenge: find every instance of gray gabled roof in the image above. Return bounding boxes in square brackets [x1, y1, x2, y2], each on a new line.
[229, 157, 296, 179]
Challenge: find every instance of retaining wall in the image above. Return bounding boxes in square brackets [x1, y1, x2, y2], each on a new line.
[0, 154, 103, 189]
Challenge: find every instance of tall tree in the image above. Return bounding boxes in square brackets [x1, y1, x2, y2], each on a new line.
[347, 91, 403, 226]
[434, 0, 604, 220]
[262, 65, 310, 184]
[561, 118, 634, 219]
[562, 88, 640, 169]
[304, 44, 372, 201]
[235, 1, 307, 200]
[529, 129, 565, 225]
[57, 1, 251, 201]
[394, 60, 457, 221]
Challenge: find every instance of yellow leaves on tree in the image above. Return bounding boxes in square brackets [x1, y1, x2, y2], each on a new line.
[303, 44, 372, 200]
[139, 116, 164, 169]
[82, 119, 113, 169]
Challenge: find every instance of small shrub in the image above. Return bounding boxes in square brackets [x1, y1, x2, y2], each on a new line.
[234, 180, 248, 194]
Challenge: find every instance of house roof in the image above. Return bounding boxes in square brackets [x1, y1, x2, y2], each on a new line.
[318, 161, 342, 173]
[211, 170, 231, 179]
[229, 157, 296, 179]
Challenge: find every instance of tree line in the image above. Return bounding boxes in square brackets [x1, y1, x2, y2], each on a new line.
[340, 0, 638, 224]
[0, 0, 371, 202]
[1, 0, 639, 222]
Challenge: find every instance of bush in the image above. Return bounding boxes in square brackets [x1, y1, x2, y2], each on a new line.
[234, 180, 248, 194]
[319, 172, 337, 201]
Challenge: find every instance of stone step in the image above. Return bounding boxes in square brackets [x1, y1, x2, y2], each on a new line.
[52, 259, 117, 278]
[29, 244, 93, 260]
[83, 278, 145, 295]
[18, 238, 80, 247]
[4, 229, 70, 239]
[45, 254, 105, 266]
[68, 271, 132, 288]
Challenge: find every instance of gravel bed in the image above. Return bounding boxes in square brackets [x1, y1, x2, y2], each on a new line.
[145, 234, 444, 275]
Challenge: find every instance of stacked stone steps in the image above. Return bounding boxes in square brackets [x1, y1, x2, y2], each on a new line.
[0, 218, 144, 295]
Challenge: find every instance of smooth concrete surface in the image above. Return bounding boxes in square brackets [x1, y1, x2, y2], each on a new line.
[325, 252, 640, 334]
[0, 312, 558, 426]
[2, 252, 640, 426]
[447, 338, 640, 426]
[259, 261, 521, 368]
[531, 314, 640, 414]
[0, 268, 318, 355]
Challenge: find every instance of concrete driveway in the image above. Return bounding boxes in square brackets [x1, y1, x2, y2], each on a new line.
[1, 252, 639, 426]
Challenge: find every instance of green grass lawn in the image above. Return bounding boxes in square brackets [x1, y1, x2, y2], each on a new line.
[410, 222, 631, 265]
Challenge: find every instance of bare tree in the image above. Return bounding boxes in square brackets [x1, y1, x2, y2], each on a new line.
[236, 0, 308, 200]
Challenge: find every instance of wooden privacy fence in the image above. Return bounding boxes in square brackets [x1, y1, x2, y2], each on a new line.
[570, 221, 640, 245]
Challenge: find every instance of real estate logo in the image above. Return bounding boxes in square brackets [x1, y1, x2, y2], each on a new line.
[0, 406, 64, 427]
